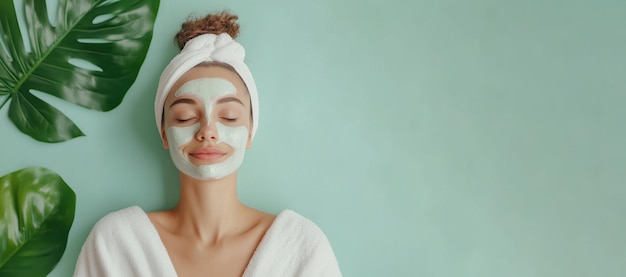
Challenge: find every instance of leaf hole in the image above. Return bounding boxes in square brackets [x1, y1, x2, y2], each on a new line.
[46, 0, 58, 27]
[68, 58, 103, 72]
[12, 0, 32, 53]
[93, 14, 116, 24]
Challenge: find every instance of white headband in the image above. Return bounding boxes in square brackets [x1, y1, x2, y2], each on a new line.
[154, 33, 259, 140]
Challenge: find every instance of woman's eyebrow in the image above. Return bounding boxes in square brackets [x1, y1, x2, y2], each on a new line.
[169, 98, 196, 109]
[217, 96, 244, 106]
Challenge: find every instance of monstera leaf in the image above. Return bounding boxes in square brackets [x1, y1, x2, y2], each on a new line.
[0, 167, 76, 276]
[0, 0, 160, 142]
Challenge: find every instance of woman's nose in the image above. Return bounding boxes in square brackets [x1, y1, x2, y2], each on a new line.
[195, 118, 218, 142]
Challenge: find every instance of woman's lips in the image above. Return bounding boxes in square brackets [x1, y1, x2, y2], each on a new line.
[190, 148, 226, 161]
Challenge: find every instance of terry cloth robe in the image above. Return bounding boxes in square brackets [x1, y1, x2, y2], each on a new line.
[73, 206, 342, 277]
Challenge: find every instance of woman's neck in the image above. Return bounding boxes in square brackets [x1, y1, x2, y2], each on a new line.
[170, 172, 247, 244]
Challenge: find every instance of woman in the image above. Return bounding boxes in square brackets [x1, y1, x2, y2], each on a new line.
[74, 11, 341, 277]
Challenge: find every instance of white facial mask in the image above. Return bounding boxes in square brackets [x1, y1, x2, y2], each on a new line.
[165, 77, 249, 180]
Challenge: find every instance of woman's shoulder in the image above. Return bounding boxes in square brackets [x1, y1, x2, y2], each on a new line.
[89, 205, 147, 235]
[81, 205, 163, 253]
[245, 210, 342, 276]
[274, 210, 323, 230]
[266, 209, 333, 248]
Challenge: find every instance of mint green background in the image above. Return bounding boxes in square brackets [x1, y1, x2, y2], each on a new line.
[1, 0, 625, 276]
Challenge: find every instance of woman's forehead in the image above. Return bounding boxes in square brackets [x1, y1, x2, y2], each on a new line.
[165, 78, 250, 108]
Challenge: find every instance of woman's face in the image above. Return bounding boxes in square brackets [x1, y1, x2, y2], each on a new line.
[161, 65, 252, 180]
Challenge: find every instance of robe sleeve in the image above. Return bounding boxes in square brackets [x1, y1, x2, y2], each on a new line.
[72, 206, 177, 277]
[295, 216, 342, 277]
[73, 217, 121, 277]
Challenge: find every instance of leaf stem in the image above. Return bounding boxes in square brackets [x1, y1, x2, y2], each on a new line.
[0, 95, 10, 111]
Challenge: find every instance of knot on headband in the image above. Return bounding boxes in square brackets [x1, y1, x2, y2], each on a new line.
[184, 33, 245, 63]
[155, 33, 259, 140]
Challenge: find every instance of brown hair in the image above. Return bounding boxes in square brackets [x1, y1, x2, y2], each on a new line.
[174, 11, 240, 50]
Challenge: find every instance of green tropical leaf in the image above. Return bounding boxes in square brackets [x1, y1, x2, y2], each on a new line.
[0, 0, 160, 142]
[0, 167, 76, 277]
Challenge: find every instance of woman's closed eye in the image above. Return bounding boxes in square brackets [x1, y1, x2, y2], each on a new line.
[176, 117, 196, 123]
[218, 110, 240, 122]
[220, 117, 238, 122]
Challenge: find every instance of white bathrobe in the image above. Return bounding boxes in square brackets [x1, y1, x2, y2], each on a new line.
[74, 206, 341, 276]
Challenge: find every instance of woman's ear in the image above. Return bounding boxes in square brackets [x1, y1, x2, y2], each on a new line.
[161, 128, 169, 149]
